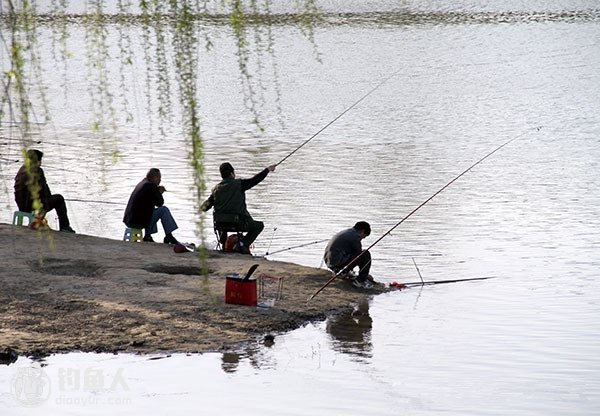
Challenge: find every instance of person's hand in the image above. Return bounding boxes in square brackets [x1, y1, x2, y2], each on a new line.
[267, 164, 276, 172]
[158, 185, 166, 193]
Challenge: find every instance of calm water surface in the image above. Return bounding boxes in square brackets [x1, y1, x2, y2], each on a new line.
[1, 1, 599, 414]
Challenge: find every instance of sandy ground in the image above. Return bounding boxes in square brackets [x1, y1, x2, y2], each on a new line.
[0, 223, 386, 360]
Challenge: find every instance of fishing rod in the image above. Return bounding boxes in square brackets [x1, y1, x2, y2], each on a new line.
[265, 238, 329, 256]
[65, 198, 125, 206]
[0, 139, 43, 145]
[391, 276, 495, 288]
[307, 127, 541, 302]
[265, 237, 442, 257]
[276, 69, 403, 166]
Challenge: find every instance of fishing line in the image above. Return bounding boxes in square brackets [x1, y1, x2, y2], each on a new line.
[308, 126, 541, 301]
[275, 68, 403, 166]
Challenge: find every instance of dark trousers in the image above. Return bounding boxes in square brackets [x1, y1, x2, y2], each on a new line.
[242, 219, 264, 247]
[47, 194, 71, 230]
[17, 193, 70, 229]
[216, 217, 264, 248]
[342, 250, 371, 279]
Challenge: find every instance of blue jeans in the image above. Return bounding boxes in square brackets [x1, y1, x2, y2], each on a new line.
[146, 206, 178, 235]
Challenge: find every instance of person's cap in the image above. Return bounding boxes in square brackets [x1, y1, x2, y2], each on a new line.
[219, 162, 234, 178]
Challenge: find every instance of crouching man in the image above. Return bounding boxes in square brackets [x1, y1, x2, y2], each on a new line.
[324, 221, 374, 289]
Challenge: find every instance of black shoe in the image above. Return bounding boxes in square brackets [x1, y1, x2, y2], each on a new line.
[163, 234, 179, 245]
[143, 235, 155, 242]
[60, 226, 76, 233]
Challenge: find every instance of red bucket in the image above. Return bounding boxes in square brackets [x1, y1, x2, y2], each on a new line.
[225, 277, 257, 306]
[225, 264, 259, 306]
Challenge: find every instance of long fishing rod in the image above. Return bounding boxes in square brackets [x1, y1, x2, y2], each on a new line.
[276, 69, 403, 166]
[265, 238, 329, 256]
[392, 276, 495, 288]
[265, 237, 443, 257]
[65, 198, 125, 206]
[308, 127, 541, 302]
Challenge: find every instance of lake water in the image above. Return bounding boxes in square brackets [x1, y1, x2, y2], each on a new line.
[1, 1, 600, 414]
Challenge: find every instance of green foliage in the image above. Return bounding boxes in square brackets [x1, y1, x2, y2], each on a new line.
[166, 0, 209, 280]
[2, 1, 34, 143]
[1, 0, 324, 278]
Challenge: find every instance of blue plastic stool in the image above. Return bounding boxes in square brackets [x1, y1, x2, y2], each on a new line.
[12, 211, 35, 227]
[123, 227, 143, 242]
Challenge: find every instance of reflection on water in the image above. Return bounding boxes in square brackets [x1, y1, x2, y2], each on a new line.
[220, 335, 276, 373]
[326, 300, 372, 360]
[218, 301, 374, 374]
[220, 300, 376, 371]
[221, 352, 241, 373]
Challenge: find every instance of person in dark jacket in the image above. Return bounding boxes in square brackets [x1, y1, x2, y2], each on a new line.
[123, 168, 179, 244]
[324, 221, 373, 289]
[14, 149, 75, 232]
[201, 162, 276, 254]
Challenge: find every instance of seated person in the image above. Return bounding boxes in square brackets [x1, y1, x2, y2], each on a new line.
[14, 149, 75, 232]
[123, 168, 179, 244]
[201, 162, 276, 254]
